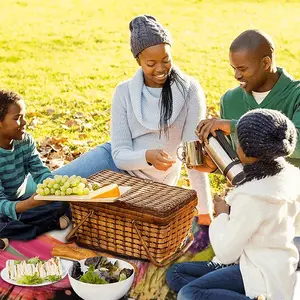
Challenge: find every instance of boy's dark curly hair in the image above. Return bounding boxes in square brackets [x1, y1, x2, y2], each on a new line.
[0, 90, 22, 121]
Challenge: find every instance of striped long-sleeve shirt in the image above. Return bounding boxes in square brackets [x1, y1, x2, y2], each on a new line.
[0, 133, 52, 220]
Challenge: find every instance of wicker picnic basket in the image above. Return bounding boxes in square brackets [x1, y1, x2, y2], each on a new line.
[66, 170, 198, 267]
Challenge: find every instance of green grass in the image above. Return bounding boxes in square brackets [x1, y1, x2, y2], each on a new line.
[1, 0, 300, 190]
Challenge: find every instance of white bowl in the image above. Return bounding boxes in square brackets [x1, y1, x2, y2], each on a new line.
[68, 257, 135, 300]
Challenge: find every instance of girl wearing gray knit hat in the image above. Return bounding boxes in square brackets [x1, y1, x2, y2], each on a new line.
[45, 15, 213, 225]
[167, 108, 300, 300]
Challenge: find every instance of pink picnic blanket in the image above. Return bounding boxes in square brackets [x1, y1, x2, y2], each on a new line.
[0, 220, 213, 300]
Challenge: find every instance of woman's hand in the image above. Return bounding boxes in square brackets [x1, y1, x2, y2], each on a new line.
[213, 194, 230, 217]
[146, 149, 176, 171]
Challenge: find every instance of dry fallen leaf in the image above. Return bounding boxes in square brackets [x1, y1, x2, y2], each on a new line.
[49, 158, 65, 170]
[65, 119, 77, 127]
[79, 133, 88, 139]
[72, 140, 88, 146]
[47, 108, 55, 115]
[28, 116, 39, 129]
[82, 122, 92, 130]
[74, 112, 84, 118]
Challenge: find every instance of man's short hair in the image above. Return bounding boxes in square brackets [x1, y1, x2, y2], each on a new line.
[230, 29, 275, 58]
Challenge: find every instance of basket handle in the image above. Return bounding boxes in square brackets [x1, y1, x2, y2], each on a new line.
[65, 210, 94, 242]
[132, 221, 193, 267]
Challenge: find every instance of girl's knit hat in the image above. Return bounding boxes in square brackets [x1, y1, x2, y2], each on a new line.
[129, 15, 171, 58]
[237, 108, 297, 159]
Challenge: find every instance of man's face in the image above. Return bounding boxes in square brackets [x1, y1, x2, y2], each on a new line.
[0, 100, 27, 141]
[229, 50, 269, 93]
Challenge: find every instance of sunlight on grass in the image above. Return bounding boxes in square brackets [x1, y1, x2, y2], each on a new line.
[0, 0, 299, 187]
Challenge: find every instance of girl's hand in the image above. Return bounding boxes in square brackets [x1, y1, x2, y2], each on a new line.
[146, 149, 176, 171]
[213, 194, 230, 217]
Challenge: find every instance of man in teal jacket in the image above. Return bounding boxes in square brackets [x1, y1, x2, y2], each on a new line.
[197, 29, 300, 169]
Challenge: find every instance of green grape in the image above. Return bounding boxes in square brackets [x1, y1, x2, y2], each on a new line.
[71, 181, 78, 187]
[43, 178, 51, 184]
[83, 188, 89, 195]
[50, 188, 55, 194]
[44, 188, 50, 195]
[72, 187, 78, 194]
[64, 182, 70, 188]
[70, 175, 76, 181]
[61, 185, 67, 191]
[66, 188, 72, 195]
[36, 188, 43, 195]
[37, 184, 43, 189]
[92, 183, 101, 190]
[53, 183, 60, 190]
[81, 178, 88, 184]
[48, 182, 53, 188]
[60, 191, 66, 196]
[54, 175, 62, 183]
[55, 190, 61, 196]
[78, 182, 85, 190]
[62, 175, 68, 182]
[77, 189, 84, 195]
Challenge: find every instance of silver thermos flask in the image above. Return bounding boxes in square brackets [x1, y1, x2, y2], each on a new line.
[204, 131, 245, 185]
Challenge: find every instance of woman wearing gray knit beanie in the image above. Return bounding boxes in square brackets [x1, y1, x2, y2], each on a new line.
[46, 15, 212, 224]
[167, 108, 300, 300]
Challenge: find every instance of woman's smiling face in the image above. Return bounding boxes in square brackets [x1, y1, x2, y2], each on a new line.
[137, 43, 172, 88]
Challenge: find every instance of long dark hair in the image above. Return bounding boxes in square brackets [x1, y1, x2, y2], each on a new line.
[159, 68, 187, 138]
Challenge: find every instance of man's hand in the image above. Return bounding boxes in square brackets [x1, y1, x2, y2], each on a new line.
[196, 118, 232, 144]
[213, 194, 230, 217]
[146, 149, 176, 171]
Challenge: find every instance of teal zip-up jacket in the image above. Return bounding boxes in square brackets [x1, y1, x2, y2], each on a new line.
[0, 133, 52, 220]
[221, 67, 300, 167]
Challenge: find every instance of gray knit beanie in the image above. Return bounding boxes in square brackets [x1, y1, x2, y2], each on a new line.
[237, 109, 297, 159]
[129, 15, 172, 58]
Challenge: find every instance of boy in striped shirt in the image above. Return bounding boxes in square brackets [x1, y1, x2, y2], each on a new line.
[0, 90, 70, 243]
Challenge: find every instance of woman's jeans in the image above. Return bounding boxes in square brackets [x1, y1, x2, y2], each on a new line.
[166, 261, 253, 300]
[27, 142, 122, 192]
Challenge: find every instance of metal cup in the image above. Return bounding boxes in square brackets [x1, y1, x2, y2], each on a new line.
[177, 140, 203, 167]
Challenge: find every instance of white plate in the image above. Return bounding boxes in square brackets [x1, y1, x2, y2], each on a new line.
[0, 259, 72, 287]
[34, 186, 131, 203]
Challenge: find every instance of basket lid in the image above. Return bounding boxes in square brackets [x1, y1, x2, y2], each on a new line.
[88, 170, 197, 218]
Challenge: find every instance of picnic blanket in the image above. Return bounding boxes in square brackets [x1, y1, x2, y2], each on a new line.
[0, 217, 214, 300]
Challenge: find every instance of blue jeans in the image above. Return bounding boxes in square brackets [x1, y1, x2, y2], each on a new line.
[166, 261, 253, 300]
[26, 142, 123, 191]
[54, 142, 122, 177]
[0, 201, 70, 240]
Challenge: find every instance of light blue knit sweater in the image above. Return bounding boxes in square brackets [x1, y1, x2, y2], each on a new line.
[111, 67, 212, 214]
